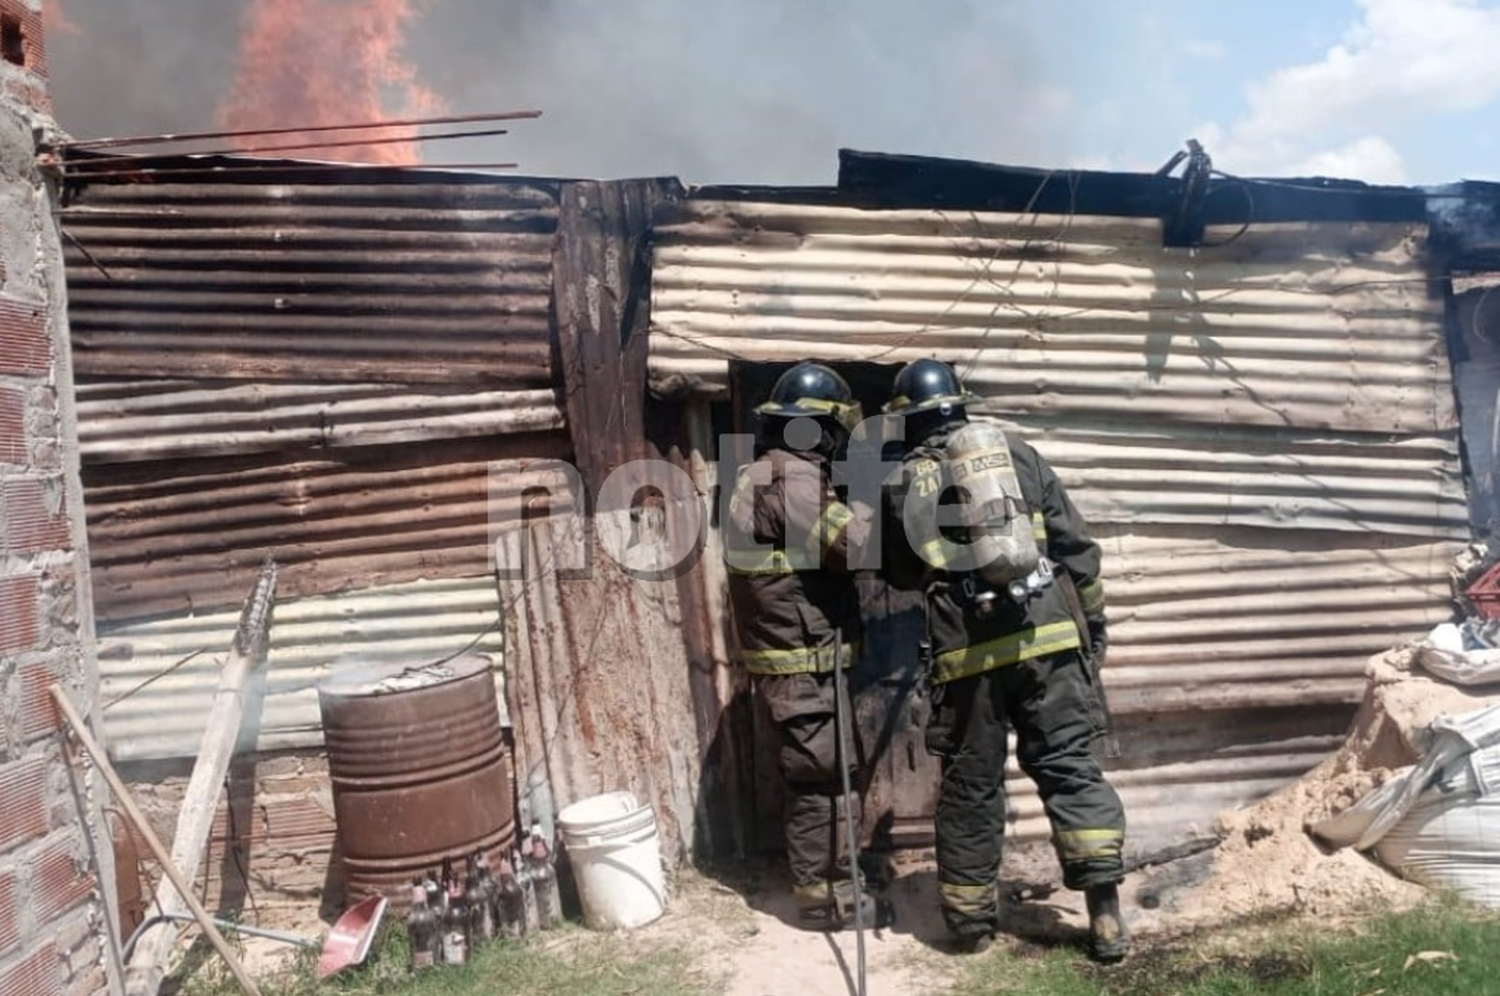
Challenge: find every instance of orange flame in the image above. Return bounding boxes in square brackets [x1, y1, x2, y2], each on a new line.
[217, 0, 441, 164]
[44, 0, 79, 35]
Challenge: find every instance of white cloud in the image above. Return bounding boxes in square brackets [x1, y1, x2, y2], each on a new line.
[1205, 0, 1500, 181]
[1287, 135, 1408, 184]
[1183, 39, 1225, 60]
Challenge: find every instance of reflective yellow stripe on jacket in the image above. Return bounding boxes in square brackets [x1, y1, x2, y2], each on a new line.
[726, 501, 853, 576]
[1078, 579, 1105, 616]
[725, 547, 818, 575]
[932, 619, 1082, 683]
[807, 501, 852, 560]
[742, 640, 859, 675]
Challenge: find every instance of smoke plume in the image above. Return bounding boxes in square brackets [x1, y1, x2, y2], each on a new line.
[216, 0, 441, 164]
[48, 0, 1065, 184]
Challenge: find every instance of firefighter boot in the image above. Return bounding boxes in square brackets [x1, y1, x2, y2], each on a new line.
[795, 879, 881, 932]
[1084, 882, 1130, 963]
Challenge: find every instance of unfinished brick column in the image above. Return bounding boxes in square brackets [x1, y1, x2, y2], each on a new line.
[0, 2, 119, 994]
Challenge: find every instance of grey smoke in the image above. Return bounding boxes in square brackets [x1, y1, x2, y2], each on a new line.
[50, 0, 1073, 185]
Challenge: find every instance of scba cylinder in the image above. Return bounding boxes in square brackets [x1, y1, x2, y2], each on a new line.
[945, 421, 1040, 587]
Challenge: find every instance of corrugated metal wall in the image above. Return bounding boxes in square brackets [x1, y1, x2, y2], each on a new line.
[63, 181, 557, 386]
[99, 576, 506, 761]
[61, 172, 572, 764]
[648, 199, 1467, 855]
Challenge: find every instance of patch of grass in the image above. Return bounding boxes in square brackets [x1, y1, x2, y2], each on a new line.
[176, 919, 719, 996]
[945, 896, 1500, 996]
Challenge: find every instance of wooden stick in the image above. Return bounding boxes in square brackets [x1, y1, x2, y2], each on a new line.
[51, 687, 265, 996]
[125, 559, 277, 996]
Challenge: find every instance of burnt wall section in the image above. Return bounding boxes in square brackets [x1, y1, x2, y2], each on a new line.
[0, 2, 117, 993]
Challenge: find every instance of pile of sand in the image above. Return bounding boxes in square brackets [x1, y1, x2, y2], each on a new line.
[1167, 643, 1500, 929]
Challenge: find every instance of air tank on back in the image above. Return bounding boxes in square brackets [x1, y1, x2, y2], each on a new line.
[944, 420, 1040, 587]
[318, 655, 515, 906]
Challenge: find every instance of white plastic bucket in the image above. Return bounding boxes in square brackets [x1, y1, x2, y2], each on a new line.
[557, 791, 667, 930]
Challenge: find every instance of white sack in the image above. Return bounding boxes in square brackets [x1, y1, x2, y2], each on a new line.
[1310, 703, 1500, 907]
[1418, 623, 1500, 686]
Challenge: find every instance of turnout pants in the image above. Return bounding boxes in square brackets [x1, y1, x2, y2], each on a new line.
[926, 650, 1125, 936]
[757, 671, 862, 904]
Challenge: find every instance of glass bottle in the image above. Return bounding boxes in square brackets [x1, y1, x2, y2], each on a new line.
[406, 881, 439, 971]
[473, 850, 499, 943]
[527, 825, 563, 929]
[423, 867, 444, 914]
[496, 854, 527, 940]
[442, 876, 470, 966]
[465, 856, 493, 948]
[516, 845, 539, 934]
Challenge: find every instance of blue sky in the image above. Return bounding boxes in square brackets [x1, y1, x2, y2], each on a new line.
[49, 0, 1500, 185]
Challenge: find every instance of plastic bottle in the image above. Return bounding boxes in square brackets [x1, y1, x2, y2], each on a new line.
[496, 854, 526, 940]
[406, 881, 439, 971]
[527, 824, 563, 929]
[442, 876, 469, 966]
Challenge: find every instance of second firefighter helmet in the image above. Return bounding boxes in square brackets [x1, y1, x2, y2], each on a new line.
[884, 358, 979, 415]
[754, 362, 863, 434]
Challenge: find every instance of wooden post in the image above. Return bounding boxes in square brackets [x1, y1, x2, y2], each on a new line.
[123, 559, 277, 996]
[51, 688, 264, 996]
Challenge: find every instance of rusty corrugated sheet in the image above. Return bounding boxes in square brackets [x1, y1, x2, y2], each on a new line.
[83, 433, 570, 620]
[62, 179, 559, 387]
[99, 575, 506, 761]
[77, 380, 565, 463]
[649, 197, 1467, 856]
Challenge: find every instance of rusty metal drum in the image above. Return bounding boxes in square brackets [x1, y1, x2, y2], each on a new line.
[318, 655, 515, 905]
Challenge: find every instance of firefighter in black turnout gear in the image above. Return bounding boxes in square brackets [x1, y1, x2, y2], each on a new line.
[881, 359, 1130, 961]
[724, 362, 877, 930]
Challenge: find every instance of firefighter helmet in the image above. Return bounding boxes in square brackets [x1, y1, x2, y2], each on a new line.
[754, 363, 863, 434]
[884, 358, 979, 415]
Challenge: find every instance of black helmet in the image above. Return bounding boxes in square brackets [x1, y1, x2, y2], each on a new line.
[755, 362, 863, 434]
[885, 358, 979, 415]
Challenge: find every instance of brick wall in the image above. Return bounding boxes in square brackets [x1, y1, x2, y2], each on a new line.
[0, 1, 117, 994]
[120, 752, 343, 920]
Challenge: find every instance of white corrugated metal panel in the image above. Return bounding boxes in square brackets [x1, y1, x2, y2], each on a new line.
[650, 204, 1451, 435]
[1097, 528, 1461, 713]
[99, 576, 505, 761]
[989, 416, 1468, 539]
[77, 381, 566, 463]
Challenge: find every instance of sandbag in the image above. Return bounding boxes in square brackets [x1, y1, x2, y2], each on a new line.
[1310, 703, 1500, 907]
